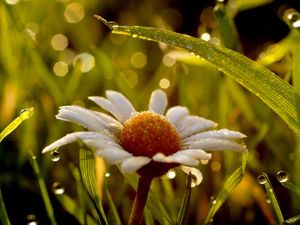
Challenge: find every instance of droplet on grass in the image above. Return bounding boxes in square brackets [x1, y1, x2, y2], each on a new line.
[52, 182, 65, 195]
[26, 214, 38, 225]
[276, 171, 288, 183]
[257, 174, 266, 184]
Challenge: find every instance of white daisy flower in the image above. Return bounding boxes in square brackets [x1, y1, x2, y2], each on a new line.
[42, 89, 246, 185]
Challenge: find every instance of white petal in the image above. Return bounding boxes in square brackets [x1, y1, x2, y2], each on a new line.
[88, 96, 125, 122]
[152, 152, 173, 163]
[170, 154, 199, 166]
[148, 89, 167, 114]
[176, 115, 217, 134]
[166, 106, 189, 126]
[95, 148, 132, 164]
[183, 129, 246, 143]
[120, 156, 151, 173]
[106, 90, 136, 121]
[181, 166, 203, 186]
[42, 131, 113, 153]
[83, 138, 121, 150]
[174, 149, 212, 160]
[56, 105, 113, 132]
[186, 138, 246, 152]
[153, 152, 199, 166]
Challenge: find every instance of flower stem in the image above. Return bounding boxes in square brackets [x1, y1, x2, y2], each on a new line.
[128, 175, 153, 225]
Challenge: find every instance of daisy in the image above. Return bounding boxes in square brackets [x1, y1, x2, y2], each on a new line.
[42, 89, 246, 224]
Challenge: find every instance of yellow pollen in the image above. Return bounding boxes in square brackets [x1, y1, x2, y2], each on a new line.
[120, 111, 181, 157]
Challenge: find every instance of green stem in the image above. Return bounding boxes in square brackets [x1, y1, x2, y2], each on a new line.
[128, 175, 153, 225]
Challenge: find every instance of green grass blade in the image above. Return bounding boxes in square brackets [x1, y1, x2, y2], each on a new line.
[79, 148, 108, 225]
[203, 152, 247, 225]
[96, 16, 300, 134]
[0, 108, 34, 143]
[281, 181, 300, 196]
[55, 193, 98, 225]
[262, 173, 285, 224]
[104, 184, 122, 225]
[176, 173, 192, 225]
[29, 152, 58, 225]
[286, 214, 300, 224]
[123, 172, 175, 225]
[0, 188, 11, 225]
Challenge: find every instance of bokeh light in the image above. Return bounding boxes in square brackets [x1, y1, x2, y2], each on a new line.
[51, 34, 68, 51]
[73, 53, 95, 73]
[53, 61, 68, 76]
[64, 2, 85, 23]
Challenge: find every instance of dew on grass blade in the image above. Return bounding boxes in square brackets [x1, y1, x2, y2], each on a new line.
[257, 174, 266, 184]
[52, 182, 65, 195]
[26, 214, 38, 225]
[105, 172, 110, 178]
[190, 174, 198, 188]
[50, 150, 60, 162]
[276, 171, 289, 183]
[283, 8, 300, 29]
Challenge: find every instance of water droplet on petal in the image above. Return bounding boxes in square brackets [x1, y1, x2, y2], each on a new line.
[190, 174, 198, 188]
[257, 174, 266, 184]
[50, 150, 60, 162]
[26, 214, 38, 225]
[276, 171, 288, 183]
[52, 182, 65, 195]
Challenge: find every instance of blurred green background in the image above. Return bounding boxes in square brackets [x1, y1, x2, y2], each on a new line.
[1, 0, 300, 224]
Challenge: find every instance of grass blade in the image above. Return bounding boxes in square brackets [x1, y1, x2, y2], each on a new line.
[0, 188, 11, 225]
[261, 173, 285, 224]
[79, 148, 108, 225]
[176, 173, 192, 225]
[96, 16, 300, 134]
[286, 214, 300, 224]
[29, 152, 58, 225]
[203, 152, 247, 225]
[104, 184, 122, 225]
[0, 108, 34, 143]
[280, 181, 300, 196]
[123, 172, 175, 225]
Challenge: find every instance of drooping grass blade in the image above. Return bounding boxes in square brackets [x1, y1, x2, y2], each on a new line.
[96, 16, 300, 135]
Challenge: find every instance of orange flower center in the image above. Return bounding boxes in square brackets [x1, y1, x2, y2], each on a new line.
[120, 111, 181, 158]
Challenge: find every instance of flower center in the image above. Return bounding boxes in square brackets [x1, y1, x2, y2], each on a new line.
[120, 111, 181, 158]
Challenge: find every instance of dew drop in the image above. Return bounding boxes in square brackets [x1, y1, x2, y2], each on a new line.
[26, 214, 38, 225]
[107, 21, 118, 28]
[131, 34, 138, 38]
[266, 198, 271, 204]
[257, 174, 266, 184]
[190, 174, 198, 188]
[212, 199, 217, 205]
[276, 171, 288, 183]
[20, 109, 27, 114]
[105, 172, 110, 178]
[283, 9, 300, 29]
[52, 182, 65, 195]
[50, 150, 60, 162]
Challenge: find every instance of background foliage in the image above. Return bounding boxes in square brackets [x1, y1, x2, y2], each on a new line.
[1, 0, 300, 224]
